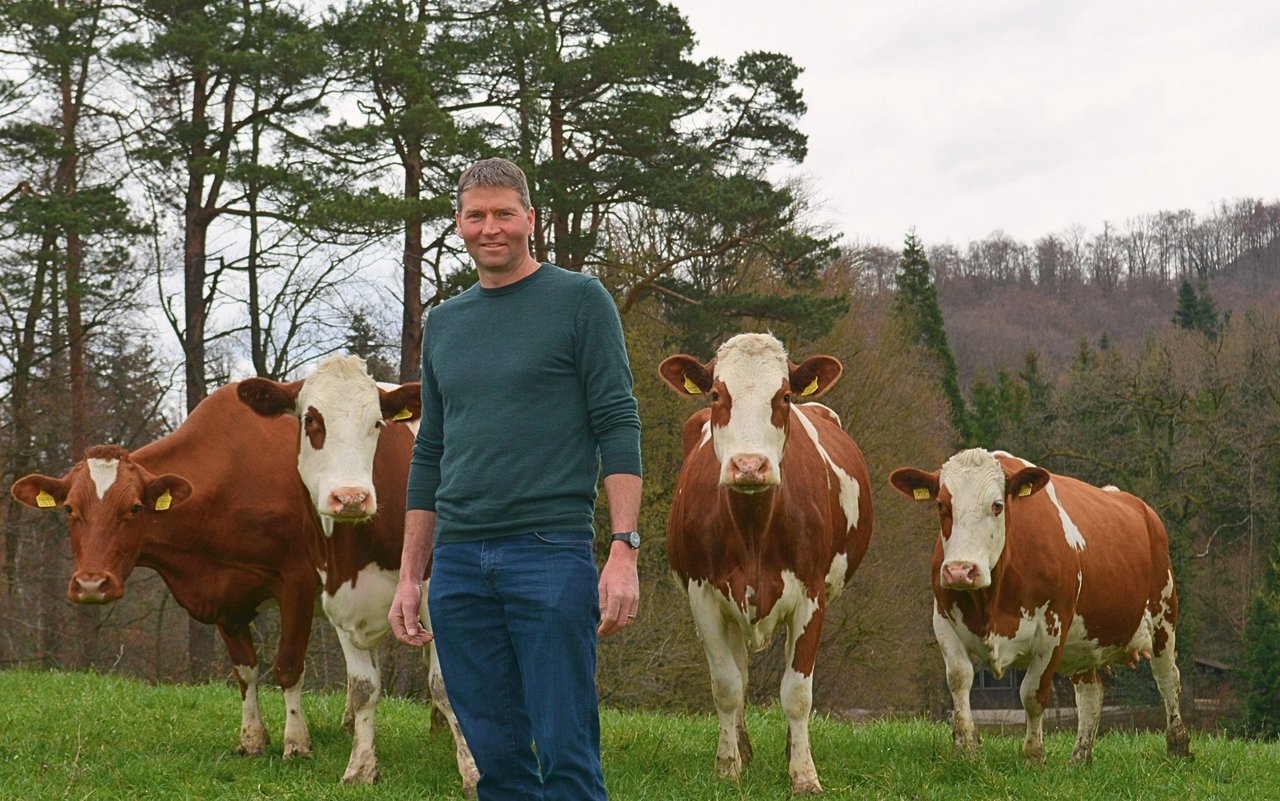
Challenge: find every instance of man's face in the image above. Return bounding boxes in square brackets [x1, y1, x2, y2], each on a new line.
[456, 186, 535, 275]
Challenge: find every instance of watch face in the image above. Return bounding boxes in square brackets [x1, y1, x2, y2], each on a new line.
[616, 531, 640, 548]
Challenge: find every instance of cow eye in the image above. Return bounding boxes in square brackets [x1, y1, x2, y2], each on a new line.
[374, 419, 386, 430]
[991, 500, 1005, 516]
[62, 504, 72, 514]
[130, 503, 144, 514]
[709, 390, 719, 402]
[303, 415, 315, 426]
[783, 393, 793, 403]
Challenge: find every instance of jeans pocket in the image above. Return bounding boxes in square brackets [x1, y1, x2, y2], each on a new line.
[531, 531, 593, 547]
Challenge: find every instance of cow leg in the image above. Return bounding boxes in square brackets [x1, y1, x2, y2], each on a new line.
[1069, 669, 1103, 765]
[1018, 646, 1059, 765]
[932, 609, 979, 757]
[688, 582, 749, 781]
[781, 607, 824, 795]
[731, 633, 753, 767]
[218, 624, 269, 756]
[421, 581, 479, 798]
[1151, 626, 1192, 758]
[332, 626, 381, 784]
[273, 591, 315, 760]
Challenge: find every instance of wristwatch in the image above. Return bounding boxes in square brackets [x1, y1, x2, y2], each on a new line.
[611, 530, 641, 549]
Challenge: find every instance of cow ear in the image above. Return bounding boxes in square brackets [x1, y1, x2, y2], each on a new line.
[658, 355, 713, 396]
[789, 356, 843, 399]
[889, 468, 940, 502]
[237, 378, 303, 418]
[12, 474, 70, 510]
[1006, 466, 1050, 499]
[144, 475, 193, 512]
[380, 383, 422, 423]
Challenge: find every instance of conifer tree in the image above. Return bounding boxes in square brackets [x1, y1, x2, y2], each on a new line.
[892, 231, 968, 444]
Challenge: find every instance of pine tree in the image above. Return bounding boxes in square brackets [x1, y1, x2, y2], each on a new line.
[892, 231, 968, 444]
[1240, 552, 1280, 739]
[1173, 277, 1222, 339]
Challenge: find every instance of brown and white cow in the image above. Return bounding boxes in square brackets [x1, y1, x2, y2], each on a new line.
[889, 448, 1192, 765]
[659, 333, 873, 795]
[237, 355, 477, 791]
[11, 387, 322, 761]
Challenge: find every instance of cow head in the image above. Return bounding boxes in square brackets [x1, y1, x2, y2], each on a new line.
[659, 333, 843, 492]
[889, 448, 1049, 590]
[236, 355, 421, 535]
[11, 444, 193, 603]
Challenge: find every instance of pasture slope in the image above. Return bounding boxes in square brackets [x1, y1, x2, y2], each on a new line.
[0, 670, 1276, 800]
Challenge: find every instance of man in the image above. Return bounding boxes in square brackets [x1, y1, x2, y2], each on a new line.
[388, 157, 642, 801]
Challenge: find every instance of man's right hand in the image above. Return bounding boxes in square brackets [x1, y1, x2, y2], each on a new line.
[388, 581, 433, 647]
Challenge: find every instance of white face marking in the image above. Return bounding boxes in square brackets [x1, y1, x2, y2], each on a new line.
[937, 449, 1009, 587]
[792, 406, 859, 531]
[86, 458, 119, 499]
[711, 334, 789, 487]
[294, 355, 385, 523]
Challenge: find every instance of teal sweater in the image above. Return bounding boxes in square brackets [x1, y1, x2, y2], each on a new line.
[407, 264, 642, 542]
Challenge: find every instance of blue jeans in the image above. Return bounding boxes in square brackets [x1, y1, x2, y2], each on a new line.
[430, 532, 606, 801]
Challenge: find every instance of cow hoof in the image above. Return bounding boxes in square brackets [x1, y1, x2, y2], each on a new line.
[237, 734, 269, 757]
[790, 775, 823, 795]
[1021, 748, 1046, 766]
[461, 783, 478, 800]
[342, 763, 380, 785]
[1167, 727, 1193, 759]
[715, 756, 743, 781]
[1068, 748, 1092, 767]
[952, 737, 981, 760]
[283, 741, 313, 760]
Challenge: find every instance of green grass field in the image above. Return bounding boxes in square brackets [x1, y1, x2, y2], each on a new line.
[0, 669, 1276, 800]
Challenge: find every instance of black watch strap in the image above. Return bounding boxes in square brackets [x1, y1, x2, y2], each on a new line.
[611, 530, 640, 549]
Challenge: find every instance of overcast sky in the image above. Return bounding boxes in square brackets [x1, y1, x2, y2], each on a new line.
[671, 0, 1280, 248]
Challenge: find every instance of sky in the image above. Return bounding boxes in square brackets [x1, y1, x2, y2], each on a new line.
[671, 0, 1280, 248]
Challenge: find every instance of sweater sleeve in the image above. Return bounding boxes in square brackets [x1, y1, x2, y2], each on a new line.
[575, 278, 642, 478]
[406, 313, 444, 511]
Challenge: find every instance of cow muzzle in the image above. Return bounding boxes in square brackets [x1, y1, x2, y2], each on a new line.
[325, 486, 376, 520]
[724, 454, 776, 491]
[68, 572, 123, 604]
[940, 560, 986, 590]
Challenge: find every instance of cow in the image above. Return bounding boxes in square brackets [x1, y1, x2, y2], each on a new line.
[888, 448, 1192, 765]
[237, 355, 477, 791]
[11, 388, 322, 763]
[658, 333, 874, 795]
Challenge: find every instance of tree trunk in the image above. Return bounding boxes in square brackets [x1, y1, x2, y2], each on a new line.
[399, 142, 424, 382]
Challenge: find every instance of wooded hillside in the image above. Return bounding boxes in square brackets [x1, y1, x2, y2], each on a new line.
[2, 1, 1280, 731]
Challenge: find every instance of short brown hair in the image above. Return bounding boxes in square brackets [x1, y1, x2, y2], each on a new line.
[456, 158, 531, 212]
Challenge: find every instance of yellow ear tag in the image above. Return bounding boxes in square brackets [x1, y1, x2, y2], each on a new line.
[801, 376, 820, 396]
[36, 490, 57, 508]
[392, 407, 413, 421]
[1017, 484, 1033, 497]
[154, 490, 173, 511]
[683, 375, 702, 395]
[912, 487, 931, 501]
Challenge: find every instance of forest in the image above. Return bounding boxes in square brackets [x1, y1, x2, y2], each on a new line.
[3, 1, 1280, 736]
